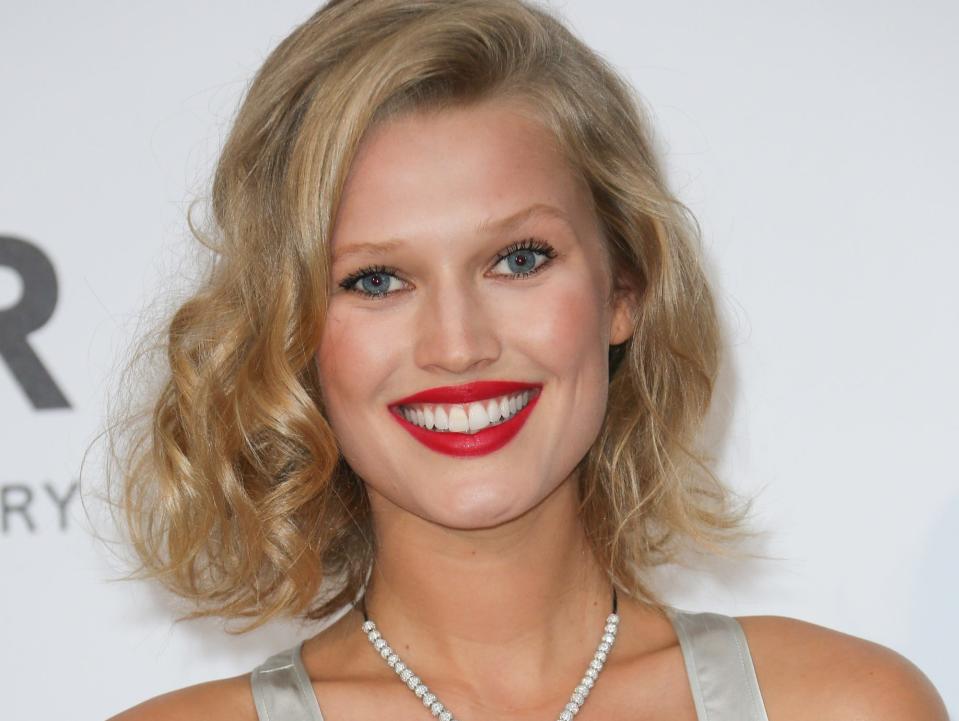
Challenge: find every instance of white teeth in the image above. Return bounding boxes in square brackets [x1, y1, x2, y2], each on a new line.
[448, 405, 469, 432]
[398, 390, 535, 434]
[486, 399, 501, 423]
[467, 402, 490, 432]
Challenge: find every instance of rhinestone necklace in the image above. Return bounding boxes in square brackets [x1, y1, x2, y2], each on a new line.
[359, 586, 619, 721]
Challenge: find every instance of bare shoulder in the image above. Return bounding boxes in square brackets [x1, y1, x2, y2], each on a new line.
[736, 614, 948, 721]
[106, 673, 257, 721]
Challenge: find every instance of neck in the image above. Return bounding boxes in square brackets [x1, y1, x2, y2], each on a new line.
[359, 475, 613, 692]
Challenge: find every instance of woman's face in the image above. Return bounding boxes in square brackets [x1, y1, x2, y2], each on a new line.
[316, 97, 634, 530]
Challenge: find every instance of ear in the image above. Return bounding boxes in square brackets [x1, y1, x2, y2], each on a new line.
[608, 278, 638, 346]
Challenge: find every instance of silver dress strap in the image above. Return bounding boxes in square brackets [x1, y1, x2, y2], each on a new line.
[667, 608, 770, 721]
[250, 642, 325, 721]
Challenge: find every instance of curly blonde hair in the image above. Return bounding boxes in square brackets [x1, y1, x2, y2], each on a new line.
[102, 0, 755, 631]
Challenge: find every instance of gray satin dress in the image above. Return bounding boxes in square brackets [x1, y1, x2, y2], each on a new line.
[250, 607, 770, 721]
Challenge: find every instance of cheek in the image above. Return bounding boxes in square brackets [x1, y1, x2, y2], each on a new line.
[498, 268, 610, 373]
[315, 305, 394, 415]
[315, 305, 410, 494]
[503, 269, 612, 475]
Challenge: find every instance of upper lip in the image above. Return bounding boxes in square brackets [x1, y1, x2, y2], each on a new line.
[390, 380, 542, 407]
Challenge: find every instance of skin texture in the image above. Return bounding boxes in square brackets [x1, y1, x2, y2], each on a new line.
[109, 99, 948, 721]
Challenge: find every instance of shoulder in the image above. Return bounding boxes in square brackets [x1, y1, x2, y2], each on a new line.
[735, 614, 948, 721]
[105, 673, 257, 721]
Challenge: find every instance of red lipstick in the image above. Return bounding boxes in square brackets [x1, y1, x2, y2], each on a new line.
[390, 380, 539, 406]
[389, 381, 542, 457]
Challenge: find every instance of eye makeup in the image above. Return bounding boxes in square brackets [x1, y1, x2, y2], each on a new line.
[336, 236, 558, 300]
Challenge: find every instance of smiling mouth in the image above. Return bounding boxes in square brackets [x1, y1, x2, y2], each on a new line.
[392, 388, 537, 435]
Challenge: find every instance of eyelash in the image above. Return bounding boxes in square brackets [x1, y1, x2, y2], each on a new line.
[337, 237, 558, 301]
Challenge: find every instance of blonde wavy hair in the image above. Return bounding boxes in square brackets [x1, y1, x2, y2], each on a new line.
[103, 0, 756, 631]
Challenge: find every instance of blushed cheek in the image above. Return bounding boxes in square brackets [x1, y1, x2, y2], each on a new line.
[315, 313, 386, 481]
[510, 275, 610, 377]
[315, 310, 349, 403]
[515, 272, 612, 466]
[315, 306, 391, 417]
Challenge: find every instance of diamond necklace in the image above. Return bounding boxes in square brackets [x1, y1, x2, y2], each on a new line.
[359, 585, 619, 721]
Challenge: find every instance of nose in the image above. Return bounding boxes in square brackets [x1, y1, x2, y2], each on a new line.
[413, 276, 501, 375]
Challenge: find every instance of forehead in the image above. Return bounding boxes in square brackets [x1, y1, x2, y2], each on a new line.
[331, 98, 594, 250]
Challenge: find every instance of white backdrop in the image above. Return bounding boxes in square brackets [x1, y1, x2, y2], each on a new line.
[1, 1, 956, 719]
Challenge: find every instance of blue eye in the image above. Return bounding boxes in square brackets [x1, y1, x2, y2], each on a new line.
[491, 239, 556, 277]
[338, 265, 406, 300]
[337, 237, 557, 300]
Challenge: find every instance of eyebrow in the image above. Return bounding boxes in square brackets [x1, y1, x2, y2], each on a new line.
[331, 203, 572, 263]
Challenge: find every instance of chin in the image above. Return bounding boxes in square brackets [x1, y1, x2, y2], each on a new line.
[424, 484, 542, 531]
[427, 476, 564, 531]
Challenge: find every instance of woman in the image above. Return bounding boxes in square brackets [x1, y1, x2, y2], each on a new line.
[108, 1, 947, 719]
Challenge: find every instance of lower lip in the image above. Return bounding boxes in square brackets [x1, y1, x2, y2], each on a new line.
[390, 391, 541, 457]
